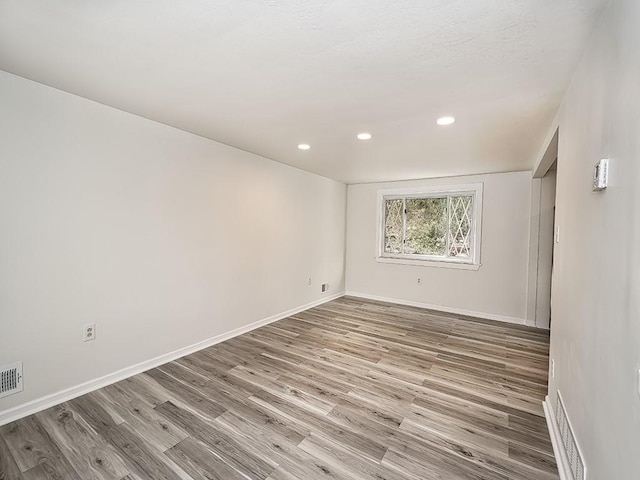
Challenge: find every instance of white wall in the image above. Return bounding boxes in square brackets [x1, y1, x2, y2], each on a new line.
[0, 71, 346, 417]
[543, 0, 640, 476]
[345, 171, 532, 323]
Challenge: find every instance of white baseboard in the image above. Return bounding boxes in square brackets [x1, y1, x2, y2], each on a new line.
[345, 291, 527, 326]
[543, 395, 573, 480]
[0, 292, 345, 426]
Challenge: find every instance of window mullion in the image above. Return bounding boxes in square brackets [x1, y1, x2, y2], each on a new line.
[469, 194, 474, 260]
[445, 196, 451, 258]
[401, 198, 407, 255]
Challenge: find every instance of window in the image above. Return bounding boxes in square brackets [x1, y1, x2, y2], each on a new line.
[376, 184, 482, 269]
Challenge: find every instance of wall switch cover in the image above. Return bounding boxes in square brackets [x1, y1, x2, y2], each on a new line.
[593, 158, 609, 191]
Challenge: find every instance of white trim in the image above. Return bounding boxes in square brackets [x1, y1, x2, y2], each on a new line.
[345, 291, 526, 326]
[376, 184, 483, 197]
[526, 177, 543, 324]
[375, 183, 483, 269]
[0, 292, 344, 426]
[374, 256, 481, 270]
[543, 395, 573, 480]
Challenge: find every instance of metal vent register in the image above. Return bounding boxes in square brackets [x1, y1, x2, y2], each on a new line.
[0, 362, 23, 399]
[556, 392, 586, 480]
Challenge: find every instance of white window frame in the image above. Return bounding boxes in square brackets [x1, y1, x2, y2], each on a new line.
[375, 183, 483, 270]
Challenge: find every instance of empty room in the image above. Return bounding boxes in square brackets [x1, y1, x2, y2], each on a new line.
[1, 0, 639, 479]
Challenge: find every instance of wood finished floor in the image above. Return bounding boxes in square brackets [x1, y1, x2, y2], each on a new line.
[0, 297, 558, 480]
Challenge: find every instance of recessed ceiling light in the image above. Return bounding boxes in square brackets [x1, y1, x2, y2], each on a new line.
[298, 144, 311, 150]
[437, 116, 455, 126]
[357, 133, 372, 140]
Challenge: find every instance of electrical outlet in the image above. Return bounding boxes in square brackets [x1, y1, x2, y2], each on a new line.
[417, 277, 422, 284]
[551, 359, 555, 378]
[83, 323, 96, 342]
[321, 283, 328, 293]
[555, 225, 560, 243]
[308, 277, 312, 286]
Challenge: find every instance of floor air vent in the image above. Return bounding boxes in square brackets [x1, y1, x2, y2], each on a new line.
[0, 362, 23, 399]
[556, 392, 586, 480]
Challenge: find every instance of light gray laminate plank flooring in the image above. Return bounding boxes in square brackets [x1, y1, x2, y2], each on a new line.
[0, 297, 558, 479]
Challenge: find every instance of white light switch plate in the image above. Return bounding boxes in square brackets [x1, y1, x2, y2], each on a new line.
[593, 158, 609, 191]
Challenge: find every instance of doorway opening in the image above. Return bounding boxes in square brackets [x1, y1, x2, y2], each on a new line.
[527, 128, 559, 329]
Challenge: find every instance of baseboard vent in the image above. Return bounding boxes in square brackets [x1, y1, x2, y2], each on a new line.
[0, 362, 23, 399]
[556, 392, 586, 480]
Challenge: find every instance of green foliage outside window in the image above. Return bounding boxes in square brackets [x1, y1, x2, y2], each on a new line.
[383, 195, 473, 259]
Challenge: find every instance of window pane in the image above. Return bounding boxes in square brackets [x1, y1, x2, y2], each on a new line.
[448, 195, 473, 257]
[405, 197, 447, 256]
[384, 199, 403, 254]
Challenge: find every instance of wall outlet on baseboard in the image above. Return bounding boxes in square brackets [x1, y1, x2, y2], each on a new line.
[321, 283, 328, 293]
[83, 323, 96, 342]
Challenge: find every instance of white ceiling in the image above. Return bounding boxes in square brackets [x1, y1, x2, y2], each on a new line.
[0, 0, 607, 184]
